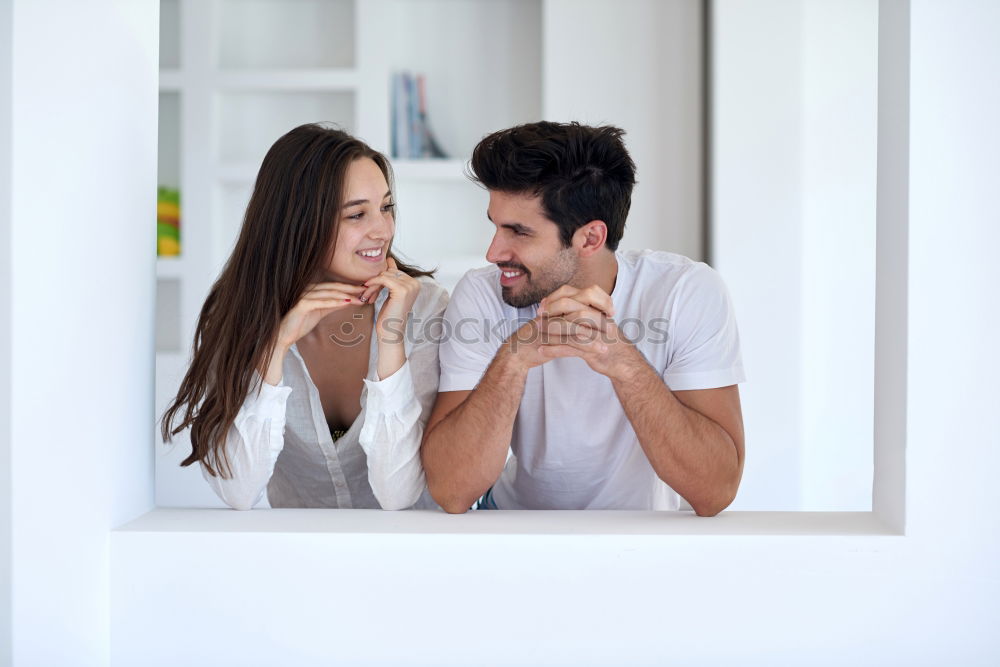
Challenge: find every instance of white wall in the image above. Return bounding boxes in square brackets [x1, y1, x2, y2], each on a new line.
[544, 0, 704, 260]
[0, 0, 13, 662]
[906, 0, 999, 531]
[713, 0, 877, 510]
[799, 0, 878, 510]
[4, 0, 157, 663]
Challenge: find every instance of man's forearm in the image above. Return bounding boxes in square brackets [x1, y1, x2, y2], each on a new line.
[422, 347, 528, 512]
[611, 350, 741, 516]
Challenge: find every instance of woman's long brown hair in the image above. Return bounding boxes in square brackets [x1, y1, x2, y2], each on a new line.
[160, 123, 432, 478]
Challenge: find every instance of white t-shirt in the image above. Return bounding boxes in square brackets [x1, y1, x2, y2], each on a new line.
[438, 249, 746, 510]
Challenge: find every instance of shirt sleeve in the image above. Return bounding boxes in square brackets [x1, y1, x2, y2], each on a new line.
[661, 264, 746, 391]
[438, 272, 503, 392]
[358, 282, 449, 510]
[200, 372, 292, 510]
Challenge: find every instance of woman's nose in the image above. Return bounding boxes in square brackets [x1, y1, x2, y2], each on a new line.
[370, 211, 394, 240]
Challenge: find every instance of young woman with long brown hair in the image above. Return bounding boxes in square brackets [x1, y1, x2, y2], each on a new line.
[161, 124, 448, 510]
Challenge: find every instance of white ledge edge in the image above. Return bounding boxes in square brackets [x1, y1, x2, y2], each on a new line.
[114, 508, 901, 537]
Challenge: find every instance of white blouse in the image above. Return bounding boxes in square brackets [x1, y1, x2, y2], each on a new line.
[202, 276, 448, 510]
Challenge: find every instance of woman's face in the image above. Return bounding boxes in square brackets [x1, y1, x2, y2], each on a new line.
[325, 157, 396, 283]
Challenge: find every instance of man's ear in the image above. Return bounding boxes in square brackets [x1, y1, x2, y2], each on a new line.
[572, 220, 608, 257]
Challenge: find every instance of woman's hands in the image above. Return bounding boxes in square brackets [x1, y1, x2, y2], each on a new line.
[362, 257, 421, 339]
[263, 282, 365, 385]
[263, 258, 421, 385]
[362, 257, 421, 380]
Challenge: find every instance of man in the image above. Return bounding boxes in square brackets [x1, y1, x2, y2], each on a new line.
[421, 121, 746, 515]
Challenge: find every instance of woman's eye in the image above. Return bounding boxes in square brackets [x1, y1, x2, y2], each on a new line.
[381, 202, 396, 213]
[346, 211, 364, 220]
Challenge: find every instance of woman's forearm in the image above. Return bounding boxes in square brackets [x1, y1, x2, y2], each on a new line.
[376, 337, 406, 380]
[263, 343, 290, 386]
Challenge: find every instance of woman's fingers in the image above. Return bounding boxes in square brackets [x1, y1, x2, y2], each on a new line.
[363, 272, 407, 297]
[306, 297, 357, 312]
[302, 290, 363, 304]
[305, 282, 366, 296]
[363, 274, 397, 290]
[359, 283, 383, 303]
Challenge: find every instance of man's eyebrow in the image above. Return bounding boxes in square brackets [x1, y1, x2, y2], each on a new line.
[502, 222, 533, 235]
[343, 191, 392, 208]
[487, 211, 533, 235]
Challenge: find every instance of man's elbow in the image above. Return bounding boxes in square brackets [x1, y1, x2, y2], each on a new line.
[690, 488, 738, 517]
[427, 481, 473, 514]
[440, 498, 472, 514]
[692, 503, 725, 517]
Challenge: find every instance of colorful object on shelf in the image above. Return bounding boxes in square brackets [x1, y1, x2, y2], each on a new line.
[391, 71, 448, 159]
[157, 186, 181, 256]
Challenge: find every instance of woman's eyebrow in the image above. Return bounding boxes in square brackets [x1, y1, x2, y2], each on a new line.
[343, 191, 392, 208]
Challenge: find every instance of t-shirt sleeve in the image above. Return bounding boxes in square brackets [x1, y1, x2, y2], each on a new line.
[438, 272, 502, 392]
[661, 264, 746, 391]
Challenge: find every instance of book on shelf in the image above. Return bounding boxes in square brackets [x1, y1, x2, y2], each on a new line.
[391, 71, 448, 160]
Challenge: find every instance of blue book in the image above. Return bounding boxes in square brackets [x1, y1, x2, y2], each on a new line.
[406, 72, 422, 158]
[392, 72, 410, 159]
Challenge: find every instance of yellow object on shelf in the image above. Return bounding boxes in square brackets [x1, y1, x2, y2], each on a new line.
[158, 237, 181, 256]
[157, 186, 181, 257]
[157, 200, 180, 224]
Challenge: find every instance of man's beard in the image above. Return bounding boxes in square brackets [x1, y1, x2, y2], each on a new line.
[499, 248, 578, 308]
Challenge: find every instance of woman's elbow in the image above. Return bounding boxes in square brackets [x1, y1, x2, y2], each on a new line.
[377, 493, 417, 511]
[224, 495, 258, 511]
[214, 486, 262, 511]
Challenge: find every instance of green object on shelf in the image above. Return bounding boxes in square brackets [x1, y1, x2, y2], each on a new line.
[157, 186, 182, 256]
[157, 221, 180, 242]
[157, 186, 180, 206]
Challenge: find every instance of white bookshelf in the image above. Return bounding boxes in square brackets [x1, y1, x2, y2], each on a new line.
[155, 0, 703, 507]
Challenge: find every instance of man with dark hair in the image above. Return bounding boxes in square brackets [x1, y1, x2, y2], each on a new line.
[421, 121, 746, 515]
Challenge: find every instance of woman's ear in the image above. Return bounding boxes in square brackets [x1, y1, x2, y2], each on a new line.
[573, 220, 608, 257]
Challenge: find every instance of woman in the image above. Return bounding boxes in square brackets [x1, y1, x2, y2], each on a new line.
[161, 124, 447, 510]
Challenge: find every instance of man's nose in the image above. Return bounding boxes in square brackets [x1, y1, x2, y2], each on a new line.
[485, 233, 509, 264]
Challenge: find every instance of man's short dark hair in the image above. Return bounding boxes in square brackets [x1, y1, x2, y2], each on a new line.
[470, 121, 637, 250]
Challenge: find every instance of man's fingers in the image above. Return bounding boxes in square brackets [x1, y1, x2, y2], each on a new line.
[538, 285, 579, 309]
[539, 297, 591, 317]
[539, 285, 614, 317]
[541, 310, 610, 335]
[539, 300, 613, 328]
[540, 318, 608, 348]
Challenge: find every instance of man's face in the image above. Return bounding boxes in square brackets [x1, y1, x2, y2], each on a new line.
[485, 191, 578, 308]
